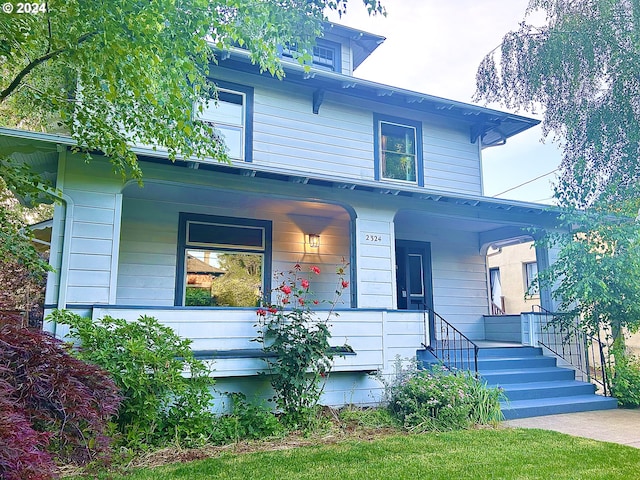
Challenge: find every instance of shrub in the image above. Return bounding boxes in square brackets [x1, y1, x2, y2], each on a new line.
[0, 325, 121, 479]
[254, 261, 350, 429]
[0, 374, 56, 480]
[211, 393, 284, 444]
[389, 365, 503, 432]
[51, 310, 216, 449]
[611, 355, 640, 408]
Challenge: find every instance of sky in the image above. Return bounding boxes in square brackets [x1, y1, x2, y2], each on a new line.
[327, 0, 562, 204]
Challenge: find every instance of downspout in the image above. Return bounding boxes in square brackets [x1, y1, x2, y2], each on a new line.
[477, 134, 485, 195]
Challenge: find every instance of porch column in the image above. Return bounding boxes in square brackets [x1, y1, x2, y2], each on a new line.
[55, 154, 124, 306]
[534, 240, 554, 311]
[353, 207, 396, 308]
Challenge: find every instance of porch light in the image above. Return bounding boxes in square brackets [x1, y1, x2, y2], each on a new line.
[307, 234, 320, 248]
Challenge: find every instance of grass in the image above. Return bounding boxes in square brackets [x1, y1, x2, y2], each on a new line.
[91, 428, 640, 479]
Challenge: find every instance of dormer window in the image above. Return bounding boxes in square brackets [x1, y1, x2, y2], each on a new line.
[197, 81, 254, 162]
[281, 39, 341, 73]
[374, 114, 424, 186]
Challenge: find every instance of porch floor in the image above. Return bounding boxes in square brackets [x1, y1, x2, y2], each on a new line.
[474, 341, 523, 348]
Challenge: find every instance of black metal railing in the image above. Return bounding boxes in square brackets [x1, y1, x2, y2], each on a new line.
[532, 306, 611, 396]
[422, 308, 479, 374]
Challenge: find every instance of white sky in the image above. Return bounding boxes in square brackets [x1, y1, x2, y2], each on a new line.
[327, 0, 562, 204]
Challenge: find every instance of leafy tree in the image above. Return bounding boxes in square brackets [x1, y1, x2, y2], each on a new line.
[0, 181, 52, 285]
[1, 0, 384, 190]
[0, 0, 384, 280]
[475, 0, 640, 209]
[475, 0, 640, 360]
[535, 204, 640, 346]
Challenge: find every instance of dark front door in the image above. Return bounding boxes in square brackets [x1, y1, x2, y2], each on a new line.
[395, 240, 434, 311]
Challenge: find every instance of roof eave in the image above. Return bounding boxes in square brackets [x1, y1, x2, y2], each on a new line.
[214, 46, 540, 146]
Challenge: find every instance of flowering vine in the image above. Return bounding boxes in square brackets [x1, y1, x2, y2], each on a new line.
[254, 260, 350, 428]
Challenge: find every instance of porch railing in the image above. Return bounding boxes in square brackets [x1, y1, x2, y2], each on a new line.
[422, 308, 479, 374]
[532, 306, 611, 396]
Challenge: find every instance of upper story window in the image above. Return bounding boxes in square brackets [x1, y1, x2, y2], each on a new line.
[373, 114, 424, 186]
[281, 39, 341, 73]
[197, 81, 254, 162]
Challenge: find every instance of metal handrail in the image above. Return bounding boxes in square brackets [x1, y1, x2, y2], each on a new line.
[531, 305, 611, 396]
[422, 307, 479, 374]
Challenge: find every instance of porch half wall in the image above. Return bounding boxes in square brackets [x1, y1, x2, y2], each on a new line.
[90, 307, 426, 377]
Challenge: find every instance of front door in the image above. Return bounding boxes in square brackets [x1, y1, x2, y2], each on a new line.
[395, 240, 434, 311]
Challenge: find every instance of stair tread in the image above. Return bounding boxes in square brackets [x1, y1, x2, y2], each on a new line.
[491, 380, 593, 391]
[501, 394, 617, 408]
[478, 356, 553, 362]
[480, 366, 574, 375]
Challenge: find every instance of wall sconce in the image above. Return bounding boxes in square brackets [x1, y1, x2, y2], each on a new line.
[307, 234, 320, 248]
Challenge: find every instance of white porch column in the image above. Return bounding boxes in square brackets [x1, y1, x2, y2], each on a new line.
[353, 207, 396, 308]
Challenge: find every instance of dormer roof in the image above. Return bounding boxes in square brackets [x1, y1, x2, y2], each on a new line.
[323, 23, 385, 70]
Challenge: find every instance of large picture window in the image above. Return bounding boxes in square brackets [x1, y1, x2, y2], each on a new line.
[197, 81, 254, 162]
[374, 114, 424, 186]
[176, 214, 272, 307]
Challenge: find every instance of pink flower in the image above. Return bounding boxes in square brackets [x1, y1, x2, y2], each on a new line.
[299, 298, 305, 306]
[301, 279, 310, 289]
[294, 263, 302, 271]
[341, 280, 349, 288]
[311, 266, 321, 275]
[268, 307, 278, 314]
[313, 300, 319, 305]
[282, 297, 290, 304]
[281, 285, 292, 295]
[256, 309, 266, 316]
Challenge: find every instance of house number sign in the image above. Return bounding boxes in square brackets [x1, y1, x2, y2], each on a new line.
[363, 234, 383, 243]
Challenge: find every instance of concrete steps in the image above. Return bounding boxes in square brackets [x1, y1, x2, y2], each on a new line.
[417, 345, 618, 420]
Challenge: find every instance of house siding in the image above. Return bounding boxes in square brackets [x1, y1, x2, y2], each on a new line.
[49, 160, 123, 305]
[396, 223, 488, 340]
[354, 212, 396, 309]
[210, 68, 483, 196]
[116, 195, 352, 307]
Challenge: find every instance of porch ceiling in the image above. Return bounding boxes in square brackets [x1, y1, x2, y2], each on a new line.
[122, 180, 351, 219]
[395, 210, 507, 233]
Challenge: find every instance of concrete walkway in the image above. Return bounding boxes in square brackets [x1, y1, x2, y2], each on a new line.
[503, 409, 640, 448]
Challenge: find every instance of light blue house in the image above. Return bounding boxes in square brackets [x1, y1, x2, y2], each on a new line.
[1, 23, 616, 418]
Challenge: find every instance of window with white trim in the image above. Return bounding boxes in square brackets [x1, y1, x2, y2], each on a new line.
[374, 114, 424, 185]
[197, 82, 253, 161]
[176, 214, 271, 307]
[524, 261, 539, 294]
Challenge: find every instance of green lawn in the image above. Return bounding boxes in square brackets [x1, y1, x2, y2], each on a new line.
[100, 428, 640, 479]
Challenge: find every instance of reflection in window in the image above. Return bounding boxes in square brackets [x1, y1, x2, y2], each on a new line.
[380, 121, 417, 182]
[185, 250, 263, 307]
[177, 214, 271, 307]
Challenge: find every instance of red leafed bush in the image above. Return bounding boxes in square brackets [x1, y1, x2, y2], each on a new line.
[0, 325, 121, 478]
[0, 374, 56, 480]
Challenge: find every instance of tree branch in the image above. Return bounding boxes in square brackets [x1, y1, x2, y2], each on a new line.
[0, 31, 98, 103]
